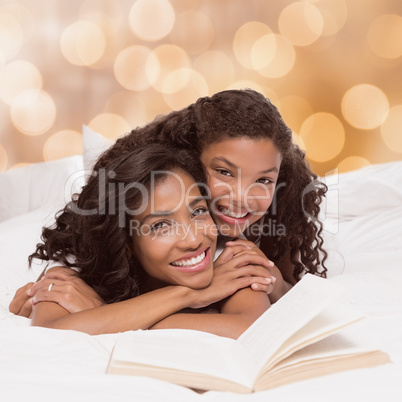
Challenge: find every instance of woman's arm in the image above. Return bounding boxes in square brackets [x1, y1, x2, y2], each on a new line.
[150, 288, 270, 339]
[149, 251, 272, 339]
[30, 257, 274, 335]
[30, 285, 194, 334]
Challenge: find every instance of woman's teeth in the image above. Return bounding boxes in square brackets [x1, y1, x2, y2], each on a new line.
[219, 207, 248, 219]
[171, 251, 206, 267]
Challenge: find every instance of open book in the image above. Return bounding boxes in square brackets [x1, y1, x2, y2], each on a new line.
[106, 274, 390, 393]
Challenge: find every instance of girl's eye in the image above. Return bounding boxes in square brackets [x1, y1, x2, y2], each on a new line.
[256, 178, 273, 185]
[192, 206, 210, 218]
[216, 169, 232, 177]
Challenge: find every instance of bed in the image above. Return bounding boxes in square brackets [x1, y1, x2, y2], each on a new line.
[1, 127, 401, 402]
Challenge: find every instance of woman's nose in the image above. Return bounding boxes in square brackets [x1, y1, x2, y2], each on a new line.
[176, 222, 203, 250]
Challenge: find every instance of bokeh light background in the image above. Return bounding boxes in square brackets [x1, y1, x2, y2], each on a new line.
[0, 0, 401, 176]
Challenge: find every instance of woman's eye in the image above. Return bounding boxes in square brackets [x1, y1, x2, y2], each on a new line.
[216, 169, 232, 177]
[150, 221, 169, 231]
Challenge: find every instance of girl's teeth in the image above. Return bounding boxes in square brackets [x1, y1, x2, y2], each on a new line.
[220, 207, 248, 219]
[171, 251, 206, 267]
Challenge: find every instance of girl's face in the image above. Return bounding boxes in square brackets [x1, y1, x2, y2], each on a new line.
[131, 170, 217, 290]
[200, 138, 282, 238]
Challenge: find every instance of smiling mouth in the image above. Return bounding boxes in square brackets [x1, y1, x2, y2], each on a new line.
[170, 250, 207, 268]
[218, 206, 251, 219]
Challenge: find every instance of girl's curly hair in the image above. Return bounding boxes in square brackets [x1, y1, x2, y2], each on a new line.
[93, 89, 328, 284]
[29, 144, 207, 303]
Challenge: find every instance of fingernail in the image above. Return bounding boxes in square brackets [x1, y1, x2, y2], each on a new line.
[271, 276, 276, 283]
[265, 277, 272, 283]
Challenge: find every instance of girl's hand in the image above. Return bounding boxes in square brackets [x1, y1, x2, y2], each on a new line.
[226, 239, 292, 302]
[217, 240, 276, 293]
[28, 267, 104, 313]
[189, 251, 275, 309]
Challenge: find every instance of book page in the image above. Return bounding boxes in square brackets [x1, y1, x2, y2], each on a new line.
[265, 302, 365, 369]
[109, 328, 252, 388]
[231, 274, 345, 380]
[254, 327, 390, 391]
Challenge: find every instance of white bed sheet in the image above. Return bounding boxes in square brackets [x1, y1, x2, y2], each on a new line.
[1, 159, 401, 402]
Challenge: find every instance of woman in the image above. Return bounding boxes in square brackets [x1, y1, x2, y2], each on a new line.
[28, 144, 273, 338]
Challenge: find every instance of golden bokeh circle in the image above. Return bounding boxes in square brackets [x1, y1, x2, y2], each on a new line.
[10, 89, 56, 136]
[337, 156, 371, 173]
[0, 60, 42, 105]
[129, 0, 175, 41]
[60, 20, 106, 66]
[0, 12, 23, 61]
[278, 2, 324, 46]
[251, 34, 277, 69]
[300, 112, 345, 162]
[0, 3, 34, 44]
[315, 0, 348, 36]
[0, 143, 7, 172]
[114, 45, 159, 91]
[44, 130, 83, 161]
[193, 50, 235, 93]
[367, 14, 402, 59]
[162, 68, 208, 110]
[169, 11, 214, 55]
[342, 84, 389, 130]
[233, 22, 273, 69]
[256, 34, 296, 78]
[381, 105, 402, 153]
[148, 44, 191, 92]
[88, 113, 130, 140]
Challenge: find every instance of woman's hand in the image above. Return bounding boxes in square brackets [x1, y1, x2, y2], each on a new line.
[8, 281, 35, 318]
[188, 249, 275, 309]
[28, 267, 104, 313]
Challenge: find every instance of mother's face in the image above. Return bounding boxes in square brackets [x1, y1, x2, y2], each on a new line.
[130, 170, 217, 291]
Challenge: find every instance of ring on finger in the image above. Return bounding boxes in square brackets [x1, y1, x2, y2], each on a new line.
[48, 283, 55, 292]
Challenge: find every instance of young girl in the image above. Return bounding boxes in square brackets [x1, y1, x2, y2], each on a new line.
[11, 89, 327, 315]
[27, 144, 273, 338]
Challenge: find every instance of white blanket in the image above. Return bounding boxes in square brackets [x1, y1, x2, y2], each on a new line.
[1, 157, 401, 402]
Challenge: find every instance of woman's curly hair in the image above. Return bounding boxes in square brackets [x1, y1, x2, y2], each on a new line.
[29, 144, 207, 303]
[93, 89, 328, 284]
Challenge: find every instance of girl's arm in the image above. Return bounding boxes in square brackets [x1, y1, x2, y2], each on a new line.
[30, 257, 273, 335]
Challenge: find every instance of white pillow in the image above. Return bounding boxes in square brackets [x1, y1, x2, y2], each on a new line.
[0, 155, 85, 223]
[321, 161, 402, 222]
[0, 208, 55, 316]
[82, 125, 114, 173]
